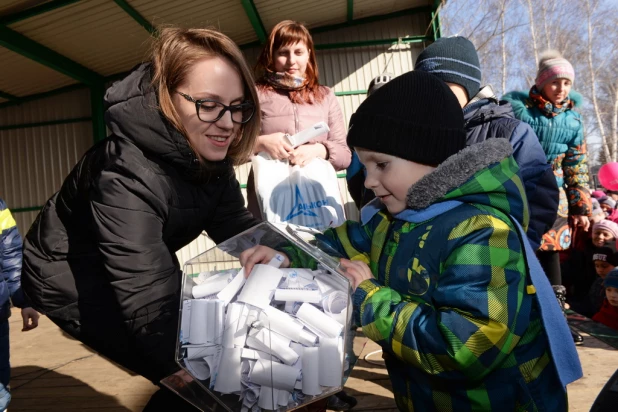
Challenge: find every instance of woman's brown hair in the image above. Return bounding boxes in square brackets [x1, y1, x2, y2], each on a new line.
[255, 20, 327, 104]
[151, 27, 260, 165]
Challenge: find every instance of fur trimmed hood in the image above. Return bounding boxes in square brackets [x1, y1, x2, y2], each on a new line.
[406, 138, 513, 209]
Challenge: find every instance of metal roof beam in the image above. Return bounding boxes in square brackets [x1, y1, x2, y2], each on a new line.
[347, 0, 354, 22]
[0, 0, 81, 26]
[241, 0, 267, 44]
[0, 25, 103, 86]
[0, 90, 19, 101]
[112, 0, 156, 35]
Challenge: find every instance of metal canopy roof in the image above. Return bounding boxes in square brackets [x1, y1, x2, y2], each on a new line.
[0, 0, 440, 103]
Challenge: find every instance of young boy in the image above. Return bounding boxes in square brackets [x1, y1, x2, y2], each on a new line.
[572, 246, 618, 318]
[241, 71, 581, 411]
[0, 198, 39, 409]
[592, 269, 618, 330]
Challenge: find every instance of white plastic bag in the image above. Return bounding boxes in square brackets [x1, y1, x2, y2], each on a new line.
[252, 154, 346, 230]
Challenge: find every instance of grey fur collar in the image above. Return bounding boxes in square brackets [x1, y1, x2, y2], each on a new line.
[406, 138, 513, 210]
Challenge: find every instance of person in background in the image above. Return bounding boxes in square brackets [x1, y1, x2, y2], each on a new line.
[606, 190, 618, 203]
[570, 246, 618, 318]
[592, 269, 618, 330]
[345, 73, 393, 210]
[247, 20, 351, 220]
[0, 198, 39, 410]
[503, 50, 592, 344]
[21, 28, 261, 410]
[414, 36, 559, 250]
[598, 196, 618, 222]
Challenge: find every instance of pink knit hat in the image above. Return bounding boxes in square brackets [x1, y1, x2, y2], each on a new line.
[535, 50, 575, 90]
[593, 219, 618, 240]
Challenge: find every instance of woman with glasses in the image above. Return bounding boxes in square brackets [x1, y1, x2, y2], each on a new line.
[246, 20, 351, 219]
[21, 27, 260, 400]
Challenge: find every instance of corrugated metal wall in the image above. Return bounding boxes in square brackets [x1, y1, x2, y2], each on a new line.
[0, 88, 92, 235]
[1, 13, 430, 268]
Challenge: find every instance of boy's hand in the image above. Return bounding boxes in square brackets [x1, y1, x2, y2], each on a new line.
[21, 307, 40, 331]
[339, 259, 373, 291]
[239, 245, 290, 277]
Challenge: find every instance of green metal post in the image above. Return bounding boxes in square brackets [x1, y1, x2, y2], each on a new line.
[90, 83, 106, 143]
[112, 0, 157, 35]
[315, 36, 431, 50]
[0, 25, 102, 85]
[241, 0, 268, 44]
[347, 0, 354, 22]
[0, 0, 81, 25]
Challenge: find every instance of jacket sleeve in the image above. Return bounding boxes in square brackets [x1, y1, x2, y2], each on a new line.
[90, 163, 179, 372]
[562, 119, 592, 217]
[352, 214, 528, 381]
[0, 203, 29, 308]
[320, 89, 351, 171]
[205, 175, 261, 244]
[510, 123, 559, 249]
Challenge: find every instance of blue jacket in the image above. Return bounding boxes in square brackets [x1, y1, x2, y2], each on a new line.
[464, 98, 559, 249]
[0, 199, 28, 320]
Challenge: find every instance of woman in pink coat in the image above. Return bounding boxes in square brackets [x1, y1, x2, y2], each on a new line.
[246, 20, 351, 219]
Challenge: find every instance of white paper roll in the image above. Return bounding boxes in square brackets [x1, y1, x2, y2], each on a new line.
[278, 390, 291, 407]
[274, 289, 322, 304]
[217, 269, 246, 306]
[301, 347, 321, 396]
[192, 273, 230, 298]
[322, 291, 349, 325]
[180, 300, 192, 344]
[237, 265, 283, 309]
[298, 328, 318, 346]
[186, 345, 218, 360]
[189, 299, 209, 344]
[214, 347, 242, 394]
[222, 303, 243, 348]
[250, 359, 299, 391]
[318, 337, 343, 387]
[185, 359, 211, 381]
[258, 386, 279, 410]
[246, 328, 299, 365]
[260, 306, 304, 342]
[296, 303, 343, 338]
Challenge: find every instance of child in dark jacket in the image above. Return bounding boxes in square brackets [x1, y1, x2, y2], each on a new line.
[570, 246, 618, 318]
[593, 269, 618, 330]
[0, 199, 39, 410]
[242, 71, 581, 411]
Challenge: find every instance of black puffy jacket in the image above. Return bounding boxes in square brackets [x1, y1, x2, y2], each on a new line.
[22, 64, 259, 381]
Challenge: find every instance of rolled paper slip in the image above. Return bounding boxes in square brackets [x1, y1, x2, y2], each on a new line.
[278, 390, 291, 407]
[298, 328, 318, 346]
[259, 306, 304, 342]
[246, 328, 299, 365]
[186, 345, 219, 360]
[258, 386, 280, 410]
[286, 121, 330, 148]
[241, 348, 278, 361]
[301, 347, 321, 396]
[214, 347, 242, 394]
[180, 300, 192, 343]
[217, 269, 246, 306]
[185, 359, 211, 381]
[222, 303, 244, 348]
[250, 359, 300, 391]
[215, 300, 225, 345]
[315, 275, 346, 295]
[192, 273, 231, 299]
[318, 337, 343, 387]
[274, 289, 322, 304]
[188, 299, 209, 344]
[296, 303, 344, 338]
[237, 264, 284, 309]
[322, 291, 349, 325]
[267, 254, 285, 268]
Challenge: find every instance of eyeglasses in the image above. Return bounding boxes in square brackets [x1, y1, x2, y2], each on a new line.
[177, 92, 255, 124]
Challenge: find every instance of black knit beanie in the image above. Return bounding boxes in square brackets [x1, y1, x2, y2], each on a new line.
[414, 36, 481, 100]
[347, 70, 466, 166]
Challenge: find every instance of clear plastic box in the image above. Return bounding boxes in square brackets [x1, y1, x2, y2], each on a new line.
[163, 222, 362, 411]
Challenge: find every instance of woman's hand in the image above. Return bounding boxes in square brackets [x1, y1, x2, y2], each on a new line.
[21, 307, 40, 331]
[257, 133, 294, 159]
[339, 259, 373, 291]
[239, 245, 290, 277]
[572, 215, 590, 232]
[289, 143, 328, 167]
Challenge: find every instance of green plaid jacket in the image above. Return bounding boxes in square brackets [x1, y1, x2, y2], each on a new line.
[288, 155, 567, 411]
